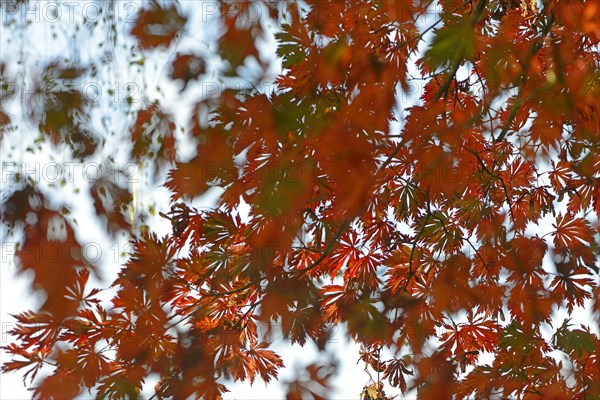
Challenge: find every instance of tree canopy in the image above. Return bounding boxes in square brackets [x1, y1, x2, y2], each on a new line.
[1, 0, 599, 399]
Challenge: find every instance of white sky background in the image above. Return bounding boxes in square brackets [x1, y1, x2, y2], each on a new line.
[1, 1, 598, 399]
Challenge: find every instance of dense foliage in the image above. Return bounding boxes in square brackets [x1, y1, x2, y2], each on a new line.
[1, 0, 599, 398]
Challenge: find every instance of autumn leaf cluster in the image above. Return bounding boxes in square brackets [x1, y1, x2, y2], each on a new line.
[1, 0, 599, 399]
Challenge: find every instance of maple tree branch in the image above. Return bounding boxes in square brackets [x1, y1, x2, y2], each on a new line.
[425, 203, 490, 271]
[166, 216, 353, 330]
[495, 97, 523, 143]
[523, 374, 543, 397]
[495, 13, 555, 143]
[464, 236, 490, 271]
[433, 0, 489, 102]
[433, 61, 462, 102]
[388, 13, 442, 53]
[382, 0, 488, 172]
[208, 281, 258, 297]
[426, 203, 451, 234]
[498, 177, 517, 224]
[292, 218, 351, 275]
[378, 144, 403, 173]
[389, 0, 473, 53]
[472, 63, 498, 139]
[163, 213, 353, 331]
[404, 203, 432, 292]
[231, 298, 264, 330]
[464, 146, 517, 223]
[164, 280, 259, 330]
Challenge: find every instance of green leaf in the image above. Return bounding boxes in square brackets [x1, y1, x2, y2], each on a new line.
[424, 20, 475, 69]
[553, 320, 596, 357]
[276, 26, 305, 69]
